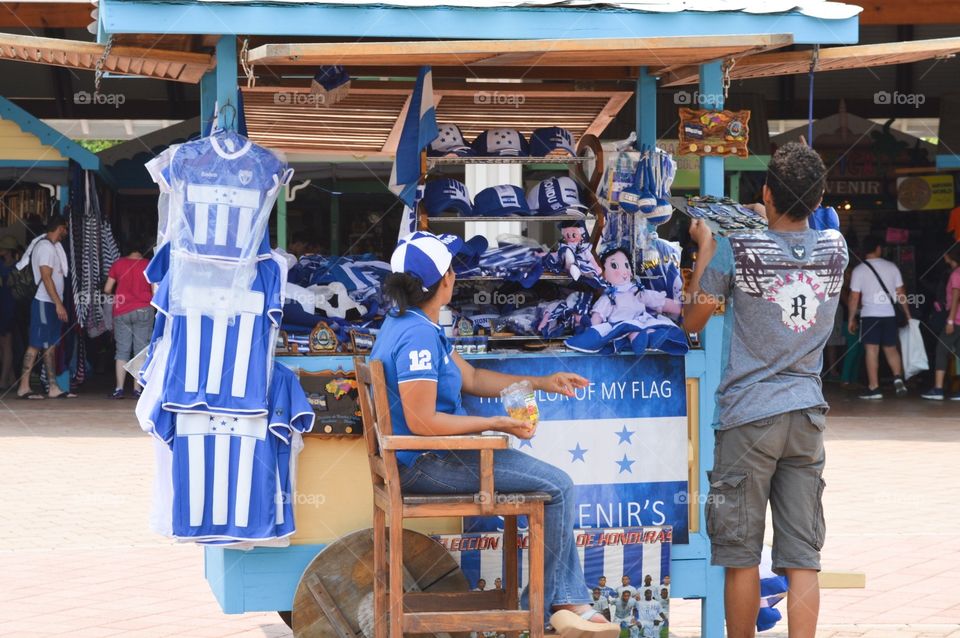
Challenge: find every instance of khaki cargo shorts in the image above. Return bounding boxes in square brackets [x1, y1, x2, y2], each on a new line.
[707, 409, 826, 575]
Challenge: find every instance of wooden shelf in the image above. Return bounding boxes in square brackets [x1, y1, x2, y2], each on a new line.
[427, 155, 589, 166]
[456, 274, 570, 282]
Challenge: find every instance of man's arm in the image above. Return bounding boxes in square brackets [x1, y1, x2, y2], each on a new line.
[683, 220, 720, 333]
[847, 290, 861, 333]
[947, 287, 959, 335]
[895, 284, 911, 320]
[39, 265, 67, 322]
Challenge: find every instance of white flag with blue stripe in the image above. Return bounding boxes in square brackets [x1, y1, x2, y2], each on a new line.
[390, 66, 438, 241]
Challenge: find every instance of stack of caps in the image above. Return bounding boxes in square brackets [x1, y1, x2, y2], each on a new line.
[425, 177, 589, 219]
[430, 126, 578, 158]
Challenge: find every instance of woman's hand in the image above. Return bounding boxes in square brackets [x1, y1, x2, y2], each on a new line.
[538, 372, 589, 397]
[490, 415, 536, 439]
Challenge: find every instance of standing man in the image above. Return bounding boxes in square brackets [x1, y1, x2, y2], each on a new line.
[596, 575, 616, 601]
[15, 216, 76, 399]
[685, 142, 849, 638]
[616, 575, 637, 599]
[848, 235, 910, 399]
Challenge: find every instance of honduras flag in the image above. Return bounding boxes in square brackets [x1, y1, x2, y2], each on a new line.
[390, 66, 438, 241]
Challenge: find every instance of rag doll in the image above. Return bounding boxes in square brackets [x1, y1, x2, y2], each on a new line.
[564, 247, 688, 355]
[543, 219, 601, 284]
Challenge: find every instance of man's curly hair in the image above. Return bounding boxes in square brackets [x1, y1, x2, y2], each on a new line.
[765, 142, 827, 221]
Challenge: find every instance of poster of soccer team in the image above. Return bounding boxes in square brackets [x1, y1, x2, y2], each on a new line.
[453, 354, 686, 636]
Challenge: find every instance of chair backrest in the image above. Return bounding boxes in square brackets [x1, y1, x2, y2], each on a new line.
[354, 356, 402, 499]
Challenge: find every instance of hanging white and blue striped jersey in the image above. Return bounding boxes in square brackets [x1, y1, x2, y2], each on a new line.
[147, 130, 290, 261]
[151, 256, 283, 416]
[149, 362, 314, 542]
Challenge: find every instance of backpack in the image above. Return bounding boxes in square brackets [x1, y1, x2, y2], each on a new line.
[8, 238, 48, 301]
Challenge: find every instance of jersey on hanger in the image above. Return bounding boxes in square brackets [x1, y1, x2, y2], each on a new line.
[147, 130, 289, 261]
[149, 362, 314, 541]
[152, 255, 283, 415]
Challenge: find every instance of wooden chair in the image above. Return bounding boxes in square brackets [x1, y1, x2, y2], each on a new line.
[354, 357, 550, 638]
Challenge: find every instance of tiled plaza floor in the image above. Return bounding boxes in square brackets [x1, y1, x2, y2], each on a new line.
[1, 384, 958, 636]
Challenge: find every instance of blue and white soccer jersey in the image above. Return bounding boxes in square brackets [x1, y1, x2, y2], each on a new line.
[152, 256, 283, 416]
[370, 307, 466, 467]
[148, 131, 291, 261]
[150, 362, 314, 541]
[636, 599, 664, 637]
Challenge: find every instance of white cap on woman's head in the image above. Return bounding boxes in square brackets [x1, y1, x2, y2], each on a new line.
[390, 231, 465, 291]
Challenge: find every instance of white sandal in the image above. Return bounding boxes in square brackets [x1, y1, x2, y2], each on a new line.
[548, 609, 620, 638]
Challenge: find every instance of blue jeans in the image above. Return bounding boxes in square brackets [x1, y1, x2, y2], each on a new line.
[398, 449, 591, 621]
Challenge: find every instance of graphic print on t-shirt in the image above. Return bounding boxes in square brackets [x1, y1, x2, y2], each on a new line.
[731, 232, 846, 333]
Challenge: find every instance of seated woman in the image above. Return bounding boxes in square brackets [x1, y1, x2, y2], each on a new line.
[371, 231, 619, 637]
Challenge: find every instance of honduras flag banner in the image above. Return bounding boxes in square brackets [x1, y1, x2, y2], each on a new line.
[434, 527, 671, 615]
[462, 354, 690, 543]
[390, 66, 438, 241]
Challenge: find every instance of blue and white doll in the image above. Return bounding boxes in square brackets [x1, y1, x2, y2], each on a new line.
[543, 219, 601, 285]
[565, 247, 687, 355]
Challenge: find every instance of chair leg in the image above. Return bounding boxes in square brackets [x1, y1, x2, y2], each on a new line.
[503, 515, 520, 638]
[388, 514, 405, 637]
[528, 506, 545, 638]
[373, 505, 388, 638]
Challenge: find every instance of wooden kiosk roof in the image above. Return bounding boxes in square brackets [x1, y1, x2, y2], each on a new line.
[662, 36, 960, 86]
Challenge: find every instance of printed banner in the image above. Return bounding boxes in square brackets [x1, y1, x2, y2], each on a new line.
[896, 175, 955, 211]
[434, 526, 672, 636]
[462, 354, 689, 544]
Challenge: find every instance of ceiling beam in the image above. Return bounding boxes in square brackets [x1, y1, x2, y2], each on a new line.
[0, 2, 92, 29]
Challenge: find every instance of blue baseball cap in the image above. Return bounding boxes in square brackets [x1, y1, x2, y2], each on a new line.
[529, 127, 577, 157]
[452, 235, 489, 273]
[423, 178, 473, 217]
[474, 185, 532, 216]
[472, 129, 530, 157]
[526, 176, 588, 217]
[429, 124, 475, 157]
[391, 231, 466, 290]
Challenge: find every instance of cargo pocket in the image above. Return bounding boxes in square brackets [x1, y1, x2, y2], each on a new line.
[706, 470, 748, 544]
[813, 477, 826, 550]
[805, 409, 827, 431]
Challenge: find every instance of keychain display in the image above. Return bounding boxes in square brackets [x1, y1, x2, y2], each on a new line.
[678, 195, 768, 235]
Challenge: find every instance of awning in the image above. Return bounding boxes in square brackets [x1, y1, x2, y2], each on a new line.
[661, 36, 960, 86]
[240, 85, 631, 157]
[248, 34, 794, 77]
[0, 32, 214, 83]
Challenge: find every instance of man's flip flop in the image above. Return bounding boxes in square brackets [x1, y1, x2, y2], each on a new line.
[17, 392, 45, 400]
[548, 610, 619, 638]
[49, 392, 78, 399]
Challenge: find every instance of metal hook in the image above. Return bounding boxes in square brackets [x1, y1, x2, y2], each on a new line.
[219, 102, 238, 130]
[240, 38, 256, 88]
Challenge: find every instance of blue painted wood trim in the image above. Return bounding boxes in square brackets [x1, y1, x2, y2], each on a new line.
[0, 97, 99, 170]
[936, 154, 960, 170]
[0, 160, 68, 168]
[216, 37, 238, 132]
[635, 68, 657, 149]
[698, 62, 725, 198]
[205, 544, 325, 614]
[101, 1, 857, 44]
[698, 316, 726, 636]
[200, 69, 217, 137]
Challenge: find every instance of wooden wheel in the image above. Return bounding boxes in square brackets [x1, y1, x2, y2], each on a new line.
[291, 528, 470, 637]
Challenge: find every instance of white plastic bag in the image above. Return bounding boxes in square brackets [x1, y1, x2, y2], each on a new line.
[899, 318, 929, 380]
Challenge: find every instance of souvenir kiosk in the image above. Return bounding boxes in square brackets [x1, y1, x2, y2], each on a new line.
[90, 2, 864, 635]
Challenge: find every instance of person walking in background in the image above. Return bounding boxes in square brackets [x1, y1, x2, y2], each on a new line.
[15, 215, 76, 399]
[839, 264, 863, 386]
[0, 235, 18, 389]
[103, 240, 154, 398]
[922, 246, 960, 400]
[848, 236, 910, 399]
